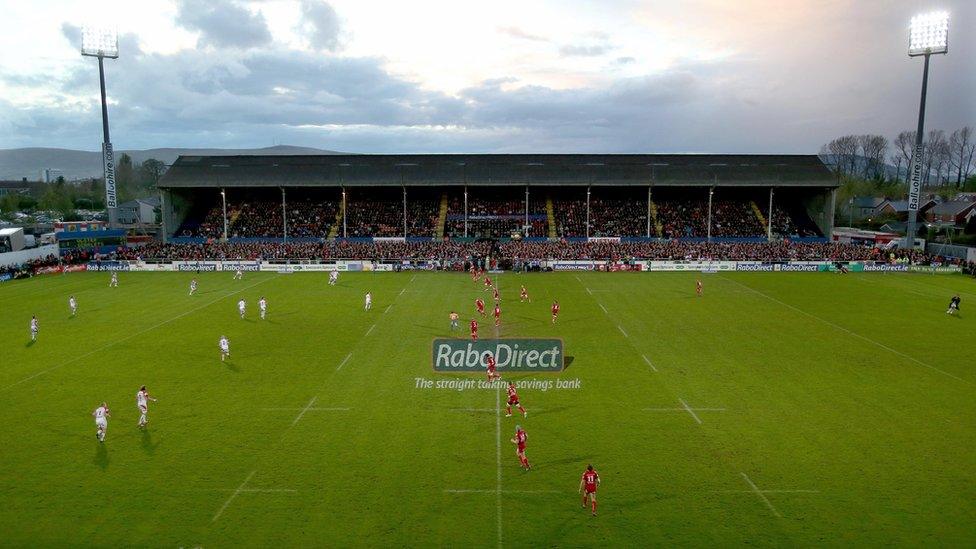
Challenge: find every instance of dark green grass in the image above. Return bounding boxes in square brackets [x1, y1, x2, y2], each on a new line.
[1, 270, 974, 547]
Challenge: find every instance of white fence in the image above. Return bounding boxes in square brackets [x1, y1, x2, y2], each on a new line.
[0, 244, 59, 268]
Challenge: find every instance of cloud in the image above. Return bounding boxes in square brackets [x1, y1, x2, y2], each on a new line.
[60, 23, 81, 48]
[497, 26, 549, 43]
[298, 0, 341, 51]
[175, 0, 272, 49]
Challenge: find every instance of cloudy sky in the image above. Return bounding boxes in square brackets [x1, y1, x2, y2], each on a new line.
[0, 0, 973, 153]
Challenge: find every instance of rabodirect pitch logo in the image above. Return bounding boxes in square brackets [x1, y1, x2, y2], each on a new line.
[432, 339, 565, 372]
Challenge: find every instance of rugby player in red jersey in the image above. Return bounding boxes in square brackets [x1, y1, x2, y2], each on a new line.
[493, 304, 501, 327]
[476, 298, 486, 317]
[579, 464, 601, 516]
[551, 300, 560, 324]
[493, 286, 500, 303]
[485, 353, 500, 381]
[511, 425, 530, 470]
[470, 318, 479, 341]
[519, 285, 529, 302]
[505, 381, 526, 417]
[484, 275, 493, 291]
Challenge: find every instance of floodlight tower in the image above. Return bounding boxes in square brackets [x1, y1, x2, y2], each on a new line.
[81, 27, 120, 227]
[905, 11, 949, 248]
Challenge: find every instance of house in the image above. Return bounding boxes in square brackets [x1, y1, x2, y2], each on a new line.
[926, 200, 976, 226]
[851, 197, 884, 218]
[874, 198, 937, 219]
[117, 196, 161, 225]
[0, 180, 33, 197]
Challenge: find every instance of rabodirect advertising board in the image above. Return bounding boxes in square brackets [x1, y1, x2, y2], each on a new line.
[175, 262, 218, 271]
[432, 338, 565, 372]
[735, 262, 775, 272]
[222, 262, 261, 272]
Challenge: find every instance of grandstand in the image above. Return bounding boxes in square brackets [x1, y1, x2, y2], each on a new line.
[158, 154, 838, 243]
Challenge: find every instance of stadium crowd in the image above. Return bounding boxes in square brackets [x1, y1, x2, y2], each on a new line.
[173, 194, 824, 240]
[111, 239, 958, 265]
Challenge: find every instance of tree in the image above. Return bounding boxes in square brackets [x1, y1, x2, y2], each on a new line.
[923, 130, 947, 186]
[116, 153, 135, 201]
[138, 158, 167, 189]
[858, 134, 888, 180]
[949, 127, 975, 187]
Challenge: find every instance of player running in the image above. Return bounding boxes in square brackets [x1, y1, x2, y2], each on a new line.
[947, 295, 961, 315]
[259, 296, 268, 320]
[237, 298, 247, 319]
[486, 352, 501, 381]
[136, 386, 157, 429]
[189, 278, 198, 296]
[470, 318, 479, 341]
[92, 402, 110, 442]
[579, 464, 601, 516]
[551, 300, 560, 324]
[484, 275, 493, 291]
[511, 425, 530, 470]
[219, 335, 230, 361]
[449, 311, 459, 331]
[505, 382, 526, 417]
[475, 298, 486, 317]
[493, 286, 500, 303]
[233, 267, 244, 280]
[493, 304, 501, 327]
[29, 315, 38, 341]
[329, 270, 339, 285]
[364, 291, 373, 311]
[520, 285, 529, 303]
[68, 295, 77, 316]
[109, 272, 119, 287]
[696, 279, 703, 297]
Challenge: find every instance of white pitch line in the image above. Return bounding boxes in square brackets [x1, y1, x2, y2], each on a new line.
[598, 303, 608, 314]
[291, 396, 318, 426]
[679, 398, 703, 425]
[585, 287, 593, 296]
[398, 287, 406, 296]
[644, 407, 726, 412]
[716, 489, 819, 494]
[384, 304, 392, 314]
[335, 352, 352, 371]
[261, 407, 351, 412]
[642, 354, 658, 372]
[451, 408, 497, 413]
[444, 489, 562, 494]
[365, 324, 376, 336]
[495, 385, 503, 548]
[722, 276, 967, 383]
[741, 472, 781, 518]
[410, 274, 417, 283]
[213, 470, 256, 522]
[3, 277, 273, 392]
[617, 325, 629, 338]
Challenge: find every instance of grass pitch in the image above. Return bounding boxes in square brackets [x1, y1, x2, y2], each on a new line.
[1, 270, 974, 547]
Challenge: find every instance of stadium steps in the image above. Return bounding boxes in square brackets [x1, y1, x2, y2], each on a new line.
[750, 201, 768, 233]
[649, 200, 663, 237]
[546, 197, 556, 238]
[435, 193, 449, 239]
[328, 205, 343, 239]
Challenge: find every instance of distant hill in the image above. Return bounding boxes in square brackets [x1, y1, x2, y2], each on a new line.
[0, 145, 345, 180]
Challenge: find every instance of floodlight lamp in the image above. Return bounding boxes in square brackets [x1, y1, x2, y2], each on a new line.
[81, 26, 119, 58]
[908, 11, 948, 56]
